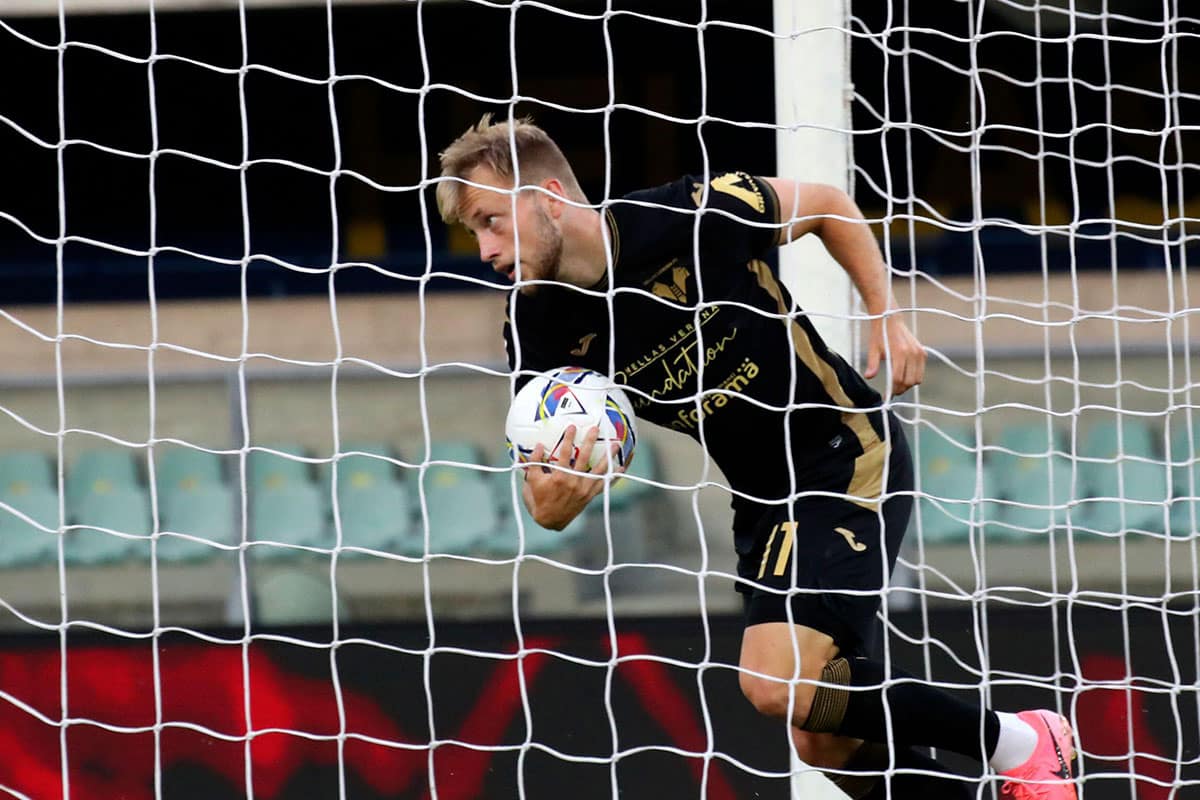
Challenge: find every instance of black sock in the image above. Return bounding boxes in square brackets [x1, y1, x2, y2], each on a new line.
[835, 658, 1000, 762]
[859, 747, 974, 800]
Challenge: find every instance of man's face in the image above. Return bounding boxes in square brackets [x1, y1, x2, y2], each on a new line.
[459, 165, 563, 295]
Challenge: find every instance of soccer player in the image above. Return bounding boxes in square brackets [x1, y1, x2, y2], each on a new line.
[436, 115, 1077, 800]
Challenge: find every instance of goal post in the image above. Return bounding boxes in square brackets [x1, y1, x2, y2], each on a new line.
[772, 5, 856, 798]
[773, 0, 856, 362]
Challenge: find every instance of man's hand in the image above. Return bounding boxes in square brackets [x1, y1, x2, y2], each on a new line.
[864, 311, 926, 397]
[521, 424, 624, 531]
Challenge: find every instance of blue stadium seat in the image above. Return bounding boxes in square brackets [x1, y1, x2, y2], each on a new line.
[66, 448, 141, 510]
[428, 440, 484, 467]
[0, 451, 54, 495]
[153, 446, 224, 494]
[484, 491, 588, 558]
[0, 485, 59, 567]
[250, 484, 327, 559]
[324, 442, 398, 494]
[982, 422, 1074, 541]
[909, 422, 982, 543]
[1169, 419, 1200, 537]
[334, 480, 413, 555]
[66, 485, 150, 564]
[158, 484, 238, 562]
[247, 444, 312, 491]
[1077, 417, 1169, 536]
[408, 465, 496, 556]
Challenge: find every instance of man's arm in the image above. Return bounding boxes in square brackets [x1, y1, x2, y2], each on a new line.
[764, 179, 926, 397]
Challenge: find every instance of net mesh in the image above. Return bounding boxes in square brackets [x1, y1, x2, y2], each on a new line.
[0, 1, 1196, 798]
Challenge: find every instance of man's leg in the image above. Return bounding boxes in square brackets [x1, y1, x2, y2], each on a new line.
[739, 622, 870, 794]
[738, 620, 1071, 798]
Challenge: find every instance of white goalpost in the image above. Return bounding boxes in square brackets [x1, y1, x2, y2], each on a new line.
[0, 1, 1196, 799]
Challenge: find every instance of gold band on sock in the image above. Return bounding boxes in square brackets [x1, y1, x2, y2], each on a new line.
[802, 656, 852, 733]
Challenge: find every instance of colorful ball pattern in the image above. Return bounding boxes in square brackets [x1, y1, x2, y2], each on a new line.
[506, 367, 638, 470]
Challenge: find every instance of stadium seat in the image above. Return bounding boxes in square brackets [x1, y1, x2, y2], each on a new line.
[1077, 418, 1169, 535]
[428, 439, 485, 467]
[982, 422, 1074, 540]
[0, 451, 54, 495]
[0, 485, 59, 567]
[411, 466, 496, 556]
[250, 483, 327, 559]
[484, 492, 587, 558]
[334, 480, 413, 555]
[247, 444, 312, 491]
[1169, 420, 1200, 536]
[66, 485, 150, 564]
[153, 446, 224, 494]
[908, 422, 981, 543]
[324, 442, 398, 492]
[158, 484, 238, 562]
[66, 448, 141, 510]
[253, 567, 347, 625]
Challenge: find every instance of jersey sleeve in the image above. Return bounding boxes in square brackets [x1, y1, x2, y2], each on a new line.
[605, 172, 780, 283]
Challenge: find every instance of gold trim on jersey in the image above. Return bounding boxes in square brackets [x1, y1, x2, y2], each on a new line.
[747, 260, 887, 509]
[604, 207, 621, 270]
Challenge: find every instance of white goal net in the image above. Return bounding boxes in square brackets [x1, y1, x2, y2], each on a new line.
[0, 1, 1195, 798]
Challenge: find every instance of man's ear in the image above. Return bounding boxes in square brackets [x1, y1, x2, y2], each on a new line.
[542, 178, 567, 218]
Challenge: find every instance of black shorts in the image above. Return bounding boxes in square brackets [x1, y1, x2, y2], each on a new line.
[736, 420, 914, 658]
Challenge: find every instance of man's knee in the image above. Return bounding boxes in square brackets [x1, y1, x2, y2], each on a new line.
[739, 667, 820, 724]
[740, 655, 854, 732]
[738, 623, 844, 727]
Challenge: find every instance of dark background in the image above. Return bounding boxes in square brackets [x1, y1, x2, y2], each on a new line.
[0, 604, 1195, 798]
[1, 0, 1195, 305]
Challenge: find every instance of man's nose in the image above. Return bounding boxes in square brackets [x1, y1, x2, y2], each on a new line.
[474, 231, 496, 262]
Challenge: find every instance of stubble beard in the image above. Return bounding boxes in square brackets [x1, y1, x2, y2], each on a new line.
[517, 207, 564, 296]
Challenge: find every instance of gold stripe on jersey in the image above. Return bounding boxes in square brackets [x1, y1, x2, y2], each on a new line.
[747, 260, 887, 509]
[604, 207, 621, 269]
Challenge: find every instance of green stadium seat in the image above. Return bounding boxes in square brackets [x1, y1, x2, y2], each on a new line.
[408, 467, 495, 556]
[909, 422, 980, 543]
[0, 485, 59, 567]
[334, 481, 413, 555]
[253, 567, 347, 625]
[153, 446, 224, 494]
[1169, 420, 1200, 536]
[250, 484, 327, 559]
[484, 493, 588, 558]
[66, 448, 141, 509]
[982, 422, 1074, 540]
[66, 486, 150, 564]
[0, 451, 54, 495]
[1077, 418, 1169, 535]
[993, 421, 1062, 459]
[428, 440, 484, 467]
[324, 442, 398, 493]
[158, 485, 238, 562]
[247, 444, 312, 491]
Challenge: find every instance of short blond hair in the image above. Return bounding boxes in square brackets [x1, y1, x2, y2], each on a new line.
[436, 114, 587, 224]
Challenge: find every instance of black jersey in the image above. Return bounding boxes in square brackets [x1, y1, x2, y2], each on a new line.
[503, 172, 890, 539]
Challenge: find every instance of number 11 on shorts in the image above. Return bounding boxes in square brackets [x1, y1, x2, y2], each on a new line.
[756, 520, 798, 580]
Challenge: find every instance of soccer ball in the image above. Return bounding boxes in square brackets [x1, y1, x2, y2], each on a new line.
[505, 367, 638, 470]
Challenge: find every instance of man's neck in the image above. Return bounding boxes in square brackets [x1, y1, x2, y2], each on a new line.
[555, 207, 608, 288]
